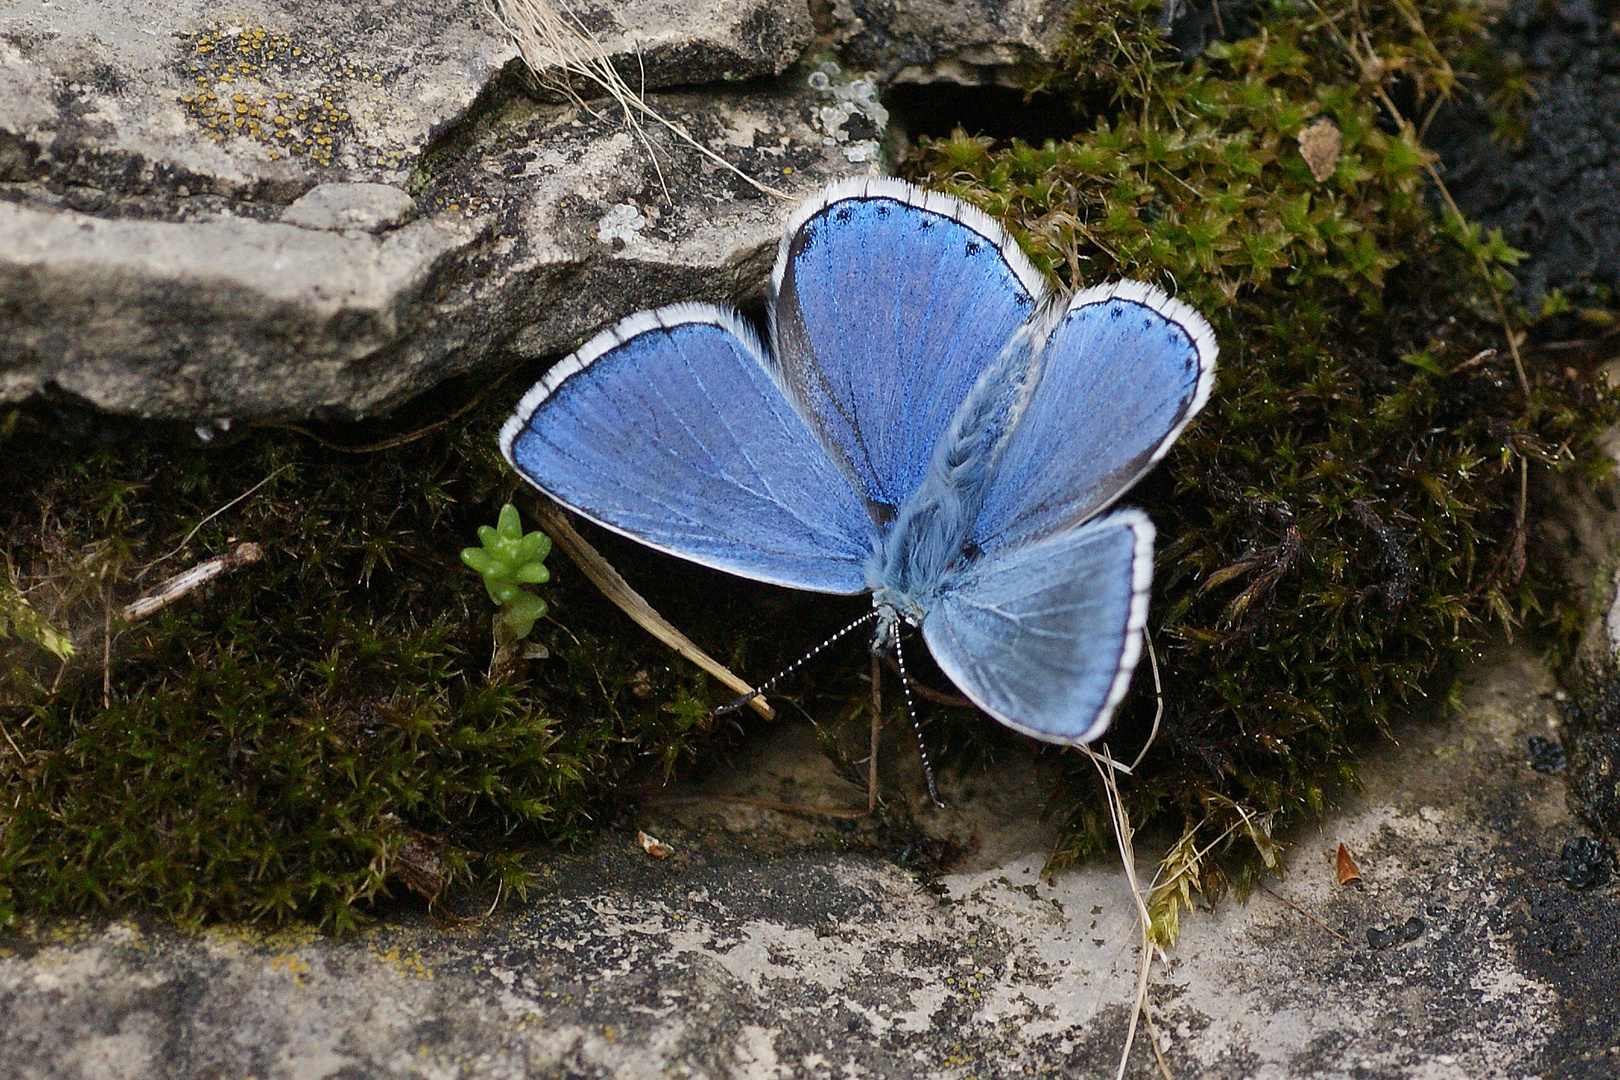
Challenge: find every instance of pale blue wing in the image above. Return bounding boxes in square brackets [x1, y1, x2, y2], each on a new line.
[769, 178, 1050, 513]
[971, 281, 1216, 556]
[500, 304, 875, 595]
[922, 511, 1154, 744]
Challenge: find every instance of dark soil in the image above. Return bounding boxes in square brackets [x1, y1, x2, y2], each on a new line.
[1428, 0, 1620, 307]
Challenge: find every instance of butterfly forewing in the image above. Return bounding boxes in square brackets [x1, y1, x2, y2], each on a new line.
[970, 281, 1216, 557]
[500, 304, 874, 595]
[770, 178, 1049, 514]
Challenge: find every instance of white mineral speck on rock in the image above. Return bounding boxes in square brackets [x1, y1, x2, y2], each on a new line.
[597, 203, 646, 245]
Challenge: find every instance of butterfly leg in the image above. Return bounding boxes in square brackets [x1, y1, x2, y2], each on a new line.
[868, 649, 883, 814]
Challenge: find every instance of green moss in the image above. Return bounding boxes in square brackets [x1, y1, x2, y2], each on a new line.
[0, 392, 746, 931]
[900, 0, 1619, 882]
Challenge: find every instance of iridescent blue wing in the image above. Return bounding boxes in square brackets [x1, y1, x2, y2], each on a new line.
[500, 304, 875, 594]
[971, 281, 1216, 556]
[922, 511, 1154, 744]
[769, 178, 1050, 514]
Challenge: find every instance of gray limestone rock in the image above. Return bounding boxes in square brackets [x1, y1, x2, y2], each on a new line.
[824, 0, 1070, 86]
[0, 0, 515, 200]
[280, 182, 416, 232]
[0, 646, 1607, 1077]
[0, 0, 869, 419]
[0, 201, 478, 416]
[517, 0, 815, 89]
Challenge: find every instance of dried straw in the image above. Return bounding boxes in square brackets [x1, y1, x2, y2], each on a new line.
[494, 0, 789, 201]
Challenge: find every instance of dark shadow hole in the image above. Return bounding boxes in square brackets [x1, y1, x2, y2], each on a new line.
[884, 83, 1087, 146]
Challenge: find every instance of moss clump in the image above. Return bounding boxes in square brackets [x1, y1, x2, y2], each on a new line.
[900, 0, 1619, 882]
[0, 393, 742, 931]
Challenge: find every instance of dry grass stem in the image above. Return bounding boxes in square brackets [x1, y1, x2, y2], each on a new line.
[495, 0, 789, 202]
[1259, 883, 1351, 942]
[526, 495, 775, 719]
[139, 465, 291, 577]
[1084, 745, 1172, 1080]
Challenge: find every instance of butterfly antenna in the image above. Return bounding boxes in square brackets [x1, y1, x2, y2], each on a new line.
[891, 623, 944, 809]
[713, 611, 879, 718]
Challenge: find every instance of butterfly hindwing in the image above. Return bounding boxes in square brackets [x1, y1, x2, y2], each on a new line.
[921, 511, 1154, 744]
[971, 281, 1216, 556]
[500, 304, 875, 595]
[770, 178, 1050, 513]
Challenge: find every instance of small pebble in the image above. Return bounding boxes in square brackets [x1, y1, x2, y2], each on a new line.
[1366, 915, 1425, 950]
[1558, 836, 1614, 889]
[1527, 735, 1566, 774]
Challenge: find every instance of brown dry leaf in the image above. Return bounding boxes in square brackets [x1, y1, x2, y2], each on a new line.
[1336, 842, 1362, 885]
[1298, 118, 1343, 183]
[393, 830, 446, 903]
[638, 830, 674, 860]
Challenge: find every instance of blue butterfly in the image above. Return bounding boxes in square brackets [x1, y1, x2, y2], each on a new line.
[500, 178, 1216, 747]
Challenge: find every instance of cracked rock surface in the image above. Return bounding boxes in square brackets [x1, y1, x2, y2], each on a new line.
[520, 0, 815, 89]
[0, 0, 873, 420]
[2, 644, 1614, 1078]
[823, 0, 1070, 86]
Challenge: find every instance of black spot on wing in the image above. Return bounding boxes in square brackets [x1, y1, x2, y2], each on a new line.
[793, 220, 820, 257]
[965, 239, 982, 257]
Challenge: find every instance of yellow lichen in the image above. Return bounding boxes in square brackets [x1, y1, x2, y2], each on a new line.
[175, 22, 406, 170]
[369, 945, 435, 980]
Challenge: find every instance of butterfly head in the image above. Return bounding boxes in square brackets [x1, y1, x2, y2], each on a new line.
[870, 586, 923, 640]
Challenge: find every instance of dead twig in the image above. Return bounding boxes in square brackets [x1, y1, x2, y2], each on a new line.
[123, 543, 265, 622]
[257, 375, 508, 456]
[877, 654, 974, 708]
[1259, 883, 1351, 943]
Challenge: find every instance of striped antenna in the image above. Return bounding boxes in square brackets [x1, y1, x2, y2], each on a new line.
[892, 623, 944, 808]
[713, 611, 879, 718]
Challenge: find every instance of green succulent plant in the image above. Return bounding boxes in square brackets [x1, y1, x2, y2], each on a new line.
[461, 503, 552, 638]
